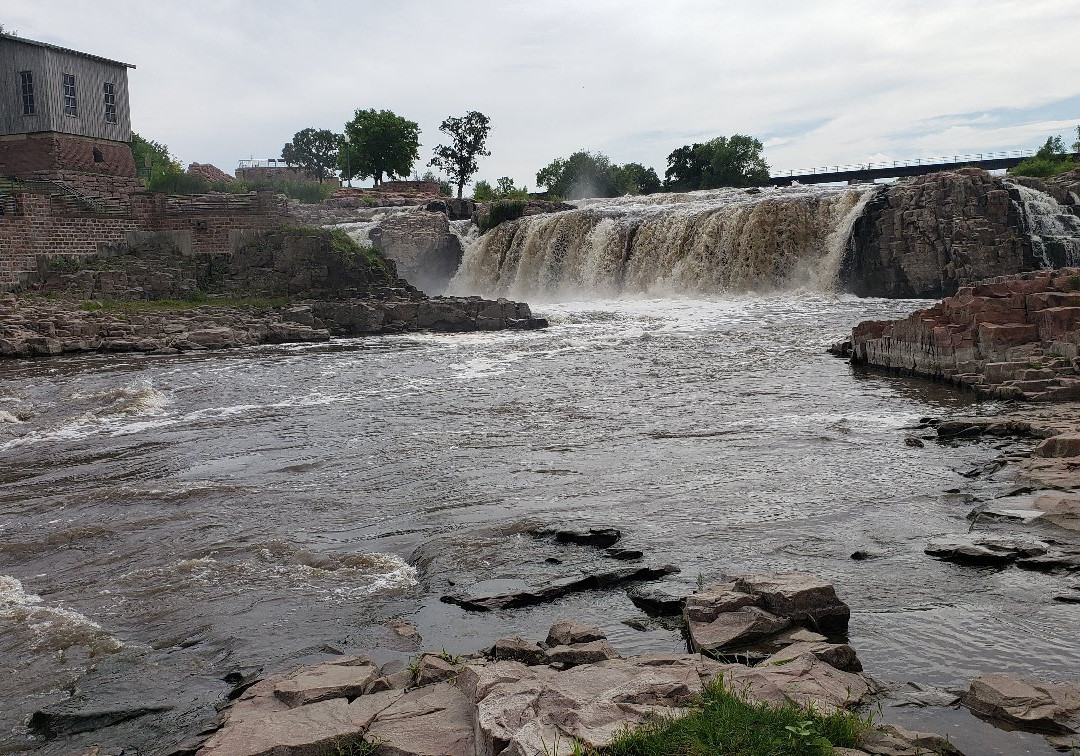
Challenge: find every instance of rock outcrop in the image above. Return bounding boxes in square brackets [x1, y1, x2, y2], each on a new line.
[848, 267, 1080, 400]
[369, 211, 464, 294]
[842, 168, 1079, 298]
[0, 227, 546, 359]
[683, 573, 852, 657]
[194, 614, 904, 756]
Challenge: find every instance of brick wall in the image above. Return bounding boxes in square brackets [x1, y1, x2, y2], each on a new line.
[0, 189, 291, 288]
[0, 132, 136, 180]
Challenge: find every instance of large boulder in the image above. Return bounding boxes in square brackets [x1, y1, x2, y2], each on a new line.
[369, 210, 464, 295]
[963, 674, 1080, 734]
[733, 573, 852, 631]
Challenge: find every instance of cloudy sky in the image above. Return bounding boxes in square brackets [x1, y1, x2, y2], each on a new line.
[6, 1, 1080, 189]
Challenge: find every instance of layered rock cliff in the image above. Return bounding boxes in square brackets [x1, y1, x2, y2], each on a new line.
[847, 267, 1080, 400]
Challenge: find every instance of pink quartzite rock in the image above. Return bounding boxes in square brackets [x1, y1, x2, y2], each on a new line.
[963, 674, 1080, 734]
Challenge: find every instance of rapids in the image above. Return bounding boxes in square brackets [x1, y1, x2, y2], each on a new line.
[0, 293, 1074, 755]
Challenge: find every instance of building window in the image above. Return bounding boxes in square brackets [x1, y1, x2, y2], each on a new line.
[19, 71, 34, 115]
[103, 82, 117, 123]
[62, 73, 77, 116]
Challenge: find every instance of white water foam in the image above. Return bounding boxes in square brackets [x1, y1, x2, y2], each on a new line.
[122, 542, 418, 600]
[0, 575, 123, 654]
[452, 184, 878, 300]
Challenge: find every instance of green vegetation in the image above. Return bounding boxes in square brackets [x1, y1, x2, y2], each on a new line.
[664, 135, 770, 190]
[327, 227, 389, 273]
[1011, 129, 1079, 178]
[594, 678, 868, 755]
[339, 109, 421, 186]
[474, 177, 529, 201]
[535, 151, 662, 199]
[477, 199, 527, 233]
[428, 111, 492, 199]
[282, 128, 342, 183]
[130, 132, 334, 202]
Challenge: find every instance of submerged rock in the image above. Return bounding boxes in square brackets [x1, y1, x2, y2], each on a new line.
[925, 534, 1049, 566]
[28, 705, 173, 738]
[440, 564, 679, 611]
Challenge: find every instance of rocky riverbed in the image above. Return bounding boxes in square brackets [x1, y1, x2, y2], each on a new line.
[170, 571, 1080, 755]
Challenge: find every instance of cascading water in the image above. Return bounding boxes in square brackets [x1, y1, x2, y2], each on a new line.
[451, 185, 881, 299]
[1006, 181, 1080, 268]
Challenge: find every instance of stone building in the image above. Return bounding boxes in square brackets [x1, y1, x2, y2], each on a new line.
[0, 32, 137, 186]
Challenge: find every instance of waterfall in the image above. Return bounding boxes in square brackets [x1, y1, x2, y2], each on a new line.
[1006, 181, 1080, 268]
[451, 185, 880, 300]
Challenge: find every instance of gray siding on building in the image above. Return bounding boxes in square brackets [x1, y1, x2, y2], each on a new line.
[0, 35, 132, 142]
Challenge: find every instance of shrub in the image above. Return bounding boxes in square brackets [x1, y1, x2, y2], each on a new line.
[478, 199, 527, 234]
[1011, 155, 1077, 178]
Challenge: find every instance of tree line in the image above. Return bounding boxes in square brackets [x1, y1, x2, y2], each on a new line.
[282, 109, 771, 201]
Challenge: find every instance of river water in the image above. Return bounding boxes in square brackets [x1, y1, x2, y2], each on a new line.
[4, 181, 1080, 754]
[1, 293, 1074, 754]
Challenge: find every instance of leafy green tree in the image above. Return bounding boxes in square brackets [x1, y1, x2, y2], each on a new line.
[473, 179, 495, 201]
[1013, 128, 1079, 178]
[495, 176, 516, 195]
[664, 135, 770, 190]
[536, 151, 620, 199]
[282, 128, 340, 183]
[536, 151, 663, 199]
[428, 111, 492, 199]
[1037, 135, 1068, 159]
[340, 109, 420, 186]
[612, 162, 662, 195]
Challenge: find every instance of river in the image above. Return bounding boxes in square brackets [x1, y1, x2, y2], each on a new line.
[1, 292, 1074, 754]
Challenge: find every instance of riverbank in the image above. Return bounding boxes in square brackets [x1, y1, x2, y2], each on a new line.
[0, 225, 545, 359]
[0, 292, 544, 358]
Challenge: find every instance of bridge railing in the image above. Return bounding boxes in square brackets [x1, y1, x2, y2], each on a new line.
[770, 149, 1037, 178]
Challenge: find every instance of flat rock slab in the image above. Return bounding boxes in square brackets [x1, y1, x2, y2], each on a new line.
[456, 655, 722, 754]
[626, 578, 698, 615]
[724, 653, 871, 715]
[198, 698, 375, 756]
[441, 564, 679, 611]
[546, 620, 606, 646]
[365, 683, 476, 756]
[925, 534, 1050, 566]
[963, 673, 1080, 735]
[273, 659, 378, 707]
[858, 723, 966, 755]
[764, 641, 863, 673]
[684, 582, 761, 623]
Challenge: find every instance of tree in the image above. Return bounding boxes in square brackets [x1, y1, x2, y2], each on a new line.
[536, 151, 619, 199]
[1036, 135, 1068, 160]
[664, 135, 770, 190]
[428, 111, 492, 199]
[339, 109, 420, 186]
[612, 162, 662, 196]
[473, 179, 495, 201]
[282, 128, 340, 183]
[535, 151, 662, 199]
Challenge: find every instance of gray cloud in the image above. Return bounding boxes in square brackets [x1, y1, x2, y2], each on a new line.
[6, 0, 1079, 188]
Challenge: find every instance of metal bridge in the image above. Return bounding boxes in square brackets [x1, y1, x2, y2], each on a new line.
[768, 150, 1043, 186]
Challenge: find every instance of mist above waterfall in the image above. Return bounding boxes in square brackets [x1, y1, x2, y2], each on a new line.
[452, 185, 879, 300]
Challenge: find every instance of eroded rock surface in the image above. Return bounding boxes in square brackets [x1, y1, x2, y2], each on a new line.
[849, 267, 1080, 401]
[963, 673, 1080, 735]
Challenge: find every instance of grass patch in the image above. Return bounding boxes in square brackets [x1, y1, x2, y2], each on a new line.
[594, 678, 867, 756]
[79, 294, 292, 313]
[478, 199, 528, 234]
